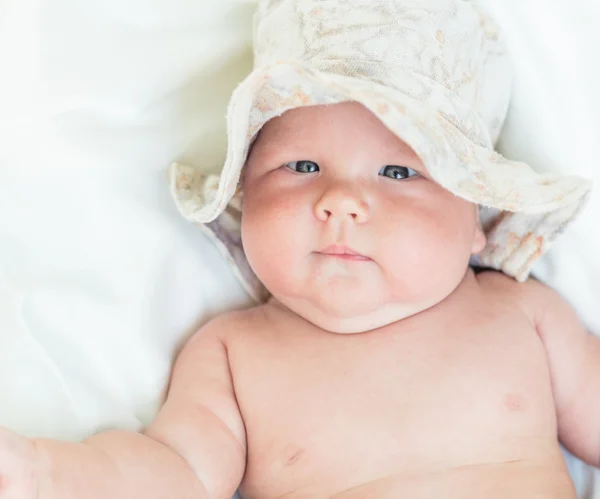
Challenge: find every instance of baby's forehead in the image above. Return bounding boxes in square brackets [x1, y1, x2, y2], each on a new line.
[256, 116, 295, 147]
[253, 103, 420, 160]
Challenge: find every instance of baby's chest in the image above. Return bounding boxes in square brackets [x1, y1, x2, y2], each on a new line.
[233, 321, 557, 482]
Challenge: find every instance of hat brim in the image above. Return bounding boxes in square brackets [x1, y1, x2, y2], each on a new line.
[171, 61, 591, 281]
[197, 62, 590, 220]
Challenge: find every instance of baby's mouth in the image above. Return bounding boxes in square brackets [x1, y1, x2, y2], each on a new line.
[317, 244, 372, 261]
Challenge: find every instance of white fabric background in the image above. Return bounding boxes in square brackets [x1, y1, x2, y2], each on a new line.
[0, 0, 255, 440]
[0, 0, 598, 496]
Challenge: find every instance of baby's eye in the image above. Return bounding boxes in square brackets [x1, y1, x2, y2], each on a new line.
[284, 161, 320, 173]
[378, 165, 419, 180]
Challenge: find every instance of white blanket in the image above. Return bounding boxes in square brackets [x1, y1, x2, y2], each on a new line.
[0, 0, 598, 496]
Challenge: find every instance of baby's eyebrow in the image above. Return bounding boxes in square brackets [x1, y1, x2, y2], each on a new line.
[260, 115, 294, 137]
[256, 126, 318, 159]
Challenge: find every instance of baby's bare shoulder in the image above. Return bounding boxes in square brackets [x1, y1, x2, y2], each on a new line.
[202, 304, 270, 342]
[475, 270, 561, 319]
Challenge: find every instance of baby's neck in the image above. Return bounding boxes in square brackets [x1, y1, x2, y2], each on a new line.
[267, 269, 478, 335]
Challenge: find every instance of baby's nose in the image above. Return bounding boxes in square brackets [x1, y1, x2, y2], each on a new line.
[314, 187, 370, 223]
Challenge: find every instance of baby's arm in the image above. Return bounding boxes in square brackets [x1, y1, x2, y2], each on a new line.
[516, 277, 600, 467]
[29, 316, 245, 498]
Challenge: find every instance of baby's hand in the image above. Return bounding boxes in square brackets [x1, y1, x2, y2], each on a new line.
[0, 426, 38, 499]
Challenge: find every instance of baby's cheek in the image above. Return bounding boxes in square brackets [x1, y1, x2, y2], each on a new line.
[377, 214, 434, 280]
[381, 206, 467, 293]
[242, 192, 311, 288]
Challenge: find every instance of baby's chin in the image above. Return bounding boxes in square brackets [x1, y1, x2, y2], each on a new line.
[276, 292, 422, 334]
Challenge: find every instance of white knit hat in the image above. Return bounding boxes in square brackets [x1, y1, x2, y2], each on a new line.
[171, 0, 591, 302]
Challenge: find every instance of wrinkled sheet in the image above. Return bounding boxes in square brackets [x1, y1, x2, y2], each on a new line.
[0, 0, 599, 497]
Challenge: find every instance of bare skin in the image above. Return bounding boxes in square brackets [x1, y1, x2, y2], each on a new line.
[0, 103, 598, 499]
[230, 270, 576, 498]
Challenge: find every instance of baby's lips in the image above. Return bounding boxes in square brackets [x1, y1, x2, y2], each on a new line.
[318, 244, 372, 261]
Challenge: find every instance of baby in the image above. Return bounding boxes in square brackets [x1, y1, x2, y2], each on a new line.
[0, 0, 596, 498]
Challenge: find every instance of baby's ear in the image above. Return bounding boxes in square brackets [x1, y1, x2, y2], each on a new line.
[471, 208, 487, 255]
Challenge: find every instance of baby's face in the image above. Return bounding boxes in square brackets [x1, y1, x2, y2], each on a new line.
[242, 102, 486, 333]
